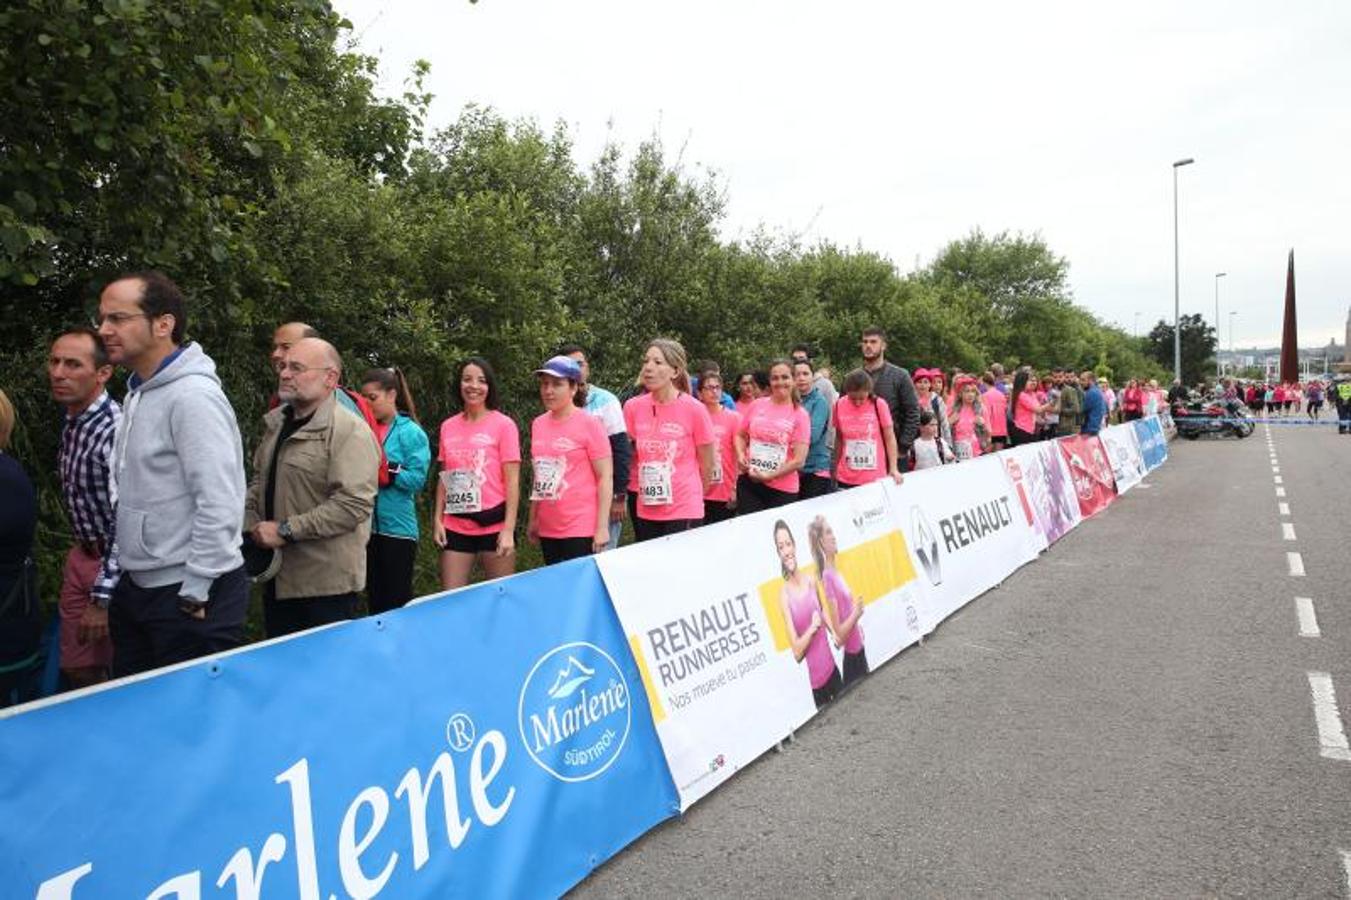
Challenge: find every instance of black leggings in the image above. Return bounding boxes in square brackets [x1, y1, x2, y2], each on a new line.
[812, 666, 843, 709]
[540, 536, 593, 565]
[633, 515, 702, 543]
[841, 648, 868, 686]
[798, 472, 836, 499]
[703, 499, 736, 526]
[736, 477, 797, 515]
[366, 533, 417, 615]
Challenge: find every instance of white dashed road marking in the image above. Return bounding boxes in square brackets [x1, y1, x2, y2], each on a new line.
[1283, 523, 1297, 541]
[1277, 487, 1287, 497]
[1288, 552, 1306, 577]
[1279, 502, 1290, 516]
[1296, 598, 1320, 637]
[1307, 673, 1351, 762]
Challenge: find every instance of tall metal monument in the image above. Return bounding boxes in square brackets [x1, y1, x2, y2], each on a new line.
[1280, 250, 1298, 384]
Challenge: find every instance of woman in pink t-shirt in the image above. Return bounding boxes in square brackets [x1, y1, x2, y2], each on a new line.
[981, 372, 1009, 449]
[808, 515, 867, 686]
[735, 360, 811, 514]
[832, 368, 902, 487]
[526, 356, 613, 565]
[774, 520, 840, 709]
[433, 357, 521, 589]
[696, 368, 741, 526]
[1009, 368, 1055, 446]
[625, 339, 715, 542]
[947, 376, 987, 460]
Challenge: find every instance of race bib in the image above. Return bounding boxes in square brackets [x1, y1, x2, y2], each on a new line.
[442, 469, 482, 514]
[954, 440, 973, 461]
[709, 453, 724, 486]
[748, 440, 786, 476]
[845, 438, 877, 471]
[531, 457, 564, 501]
[639, 461, 674, 506]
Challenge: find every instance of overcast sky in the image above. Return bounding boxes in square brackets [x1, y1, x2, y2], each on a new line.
[338, 0, 1350, 352]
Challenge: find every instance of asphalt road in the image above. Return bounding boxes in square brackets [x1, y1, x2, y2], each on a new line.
[574, 418, 1351, 898]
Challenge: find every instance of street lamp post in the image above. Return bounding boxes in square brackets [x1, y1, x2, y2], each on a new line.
[1228, 311, 1238, 369]
[1173, 157, 1194, 385]
[1214, 271, 1226, 377]
[1133, 311, 1141, 339]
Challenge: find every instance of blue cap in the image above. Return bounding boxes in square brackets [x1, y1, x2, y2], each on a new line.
[534, 355, 582, 381]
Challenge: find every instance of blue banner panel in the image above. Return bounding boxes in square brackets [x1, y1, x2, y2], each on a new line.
[1133, 417, 1168, 470]
[1, 559, 677, 899]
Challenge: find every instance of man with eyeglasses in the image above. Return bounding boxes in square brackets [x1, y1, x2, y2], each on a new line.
[96, 271, 248, 676]
[244, 337, 379, 637]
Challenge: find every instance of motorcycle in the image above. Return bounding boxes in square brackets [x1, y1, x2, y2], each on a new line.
[1171, 399, 1254, 439]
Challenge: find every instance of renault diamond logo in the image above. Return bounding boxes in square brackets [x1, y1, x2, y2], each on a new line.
[910, 506, 942, 585]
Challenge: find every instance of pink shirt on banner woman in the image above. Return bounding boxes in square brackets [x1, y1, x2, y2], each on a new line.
[530, 410, 610, 539]
[438, 411, 520, 536]
[740, 397, 810, 493]
[832, 396, 892, 486]
[982, 387, 1008, 438]
[820, 568, 864, 654]
[786, 578, 836, 689]
[704, 406, 741, 503]
[623, 392, 715, 521]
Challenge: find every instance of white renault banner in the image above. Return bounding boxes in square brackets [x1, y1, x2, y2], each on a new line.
[1000, 441, 1083, 547]
[596, 481, 924, 809]
[1100, 423, 1146, 493]
[883, 454, 1044, 630]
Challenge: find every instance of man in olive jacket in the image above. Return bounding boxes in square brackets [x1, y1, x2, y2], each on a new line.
[1056, 368, 1084, 436]
[245, 338, 379, 637]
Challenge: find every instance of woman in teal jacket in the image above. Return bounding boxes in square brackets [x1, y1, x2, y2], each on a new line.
[360, 368, 431, 613]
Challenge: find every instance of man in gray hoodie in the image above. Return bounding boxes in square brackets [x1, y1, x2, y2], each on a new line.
[97, 272, 247, 677]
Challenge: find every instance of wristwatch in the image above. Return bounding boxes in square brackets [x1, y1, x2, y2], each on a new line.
[278, 519, 296, 544]
[178, 596, 208, 616]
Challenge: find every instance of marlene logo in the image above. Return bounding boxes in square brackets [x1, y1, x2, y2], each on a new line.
[518, 642, 631, 783]
[909, 507, 942, 586]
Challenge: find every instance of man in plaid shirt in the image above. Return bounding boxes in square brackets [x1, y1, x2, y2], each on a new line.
[49, 327, 121, 686]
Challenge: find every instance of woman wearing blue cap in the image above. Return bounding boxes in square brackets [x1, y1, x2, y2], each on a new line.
[527, 356, 614, 564]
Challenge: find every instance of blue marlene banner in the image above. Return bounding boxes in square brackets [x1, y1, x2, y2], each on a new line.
[1132, 416, 1168, 470]
[1, 559, 677, 899]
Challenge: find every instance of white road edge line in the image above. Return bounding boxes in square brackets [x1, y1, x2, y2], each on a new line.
[1279, 502, 1291, 516]
[1307, 672, 1351, 761]
[1296, 598, 1320, 637]
[1341, 850, 1351, 896]
[1288, 552, 1306, 577]
[1283, 523, 1297, 541]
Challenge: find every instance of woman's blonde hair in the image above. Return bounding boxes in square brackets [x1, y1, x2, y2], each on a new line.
[646, 338, 693, 394]
[806, 515, 830, 574]
[0, 389, 15, 451]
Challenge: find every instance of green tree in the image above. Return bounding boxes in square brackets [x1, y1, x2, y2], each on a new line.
[1145, 314, 1216, 385]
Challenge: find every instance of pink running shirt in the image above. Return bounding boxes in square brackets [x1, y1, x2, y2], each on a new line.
[982, 387, 1008, 438]
[704, 406, 741, 503]
[740, 397, 810, 494]
[821, 567, 864, 655]
[624, 391, 715, 521]
[949, 404, 984, 459]
[1012, 390, 1040, 435]
[832, 395, 893, 486]
[530, 409, 610, 539]
[438, 410, 521, 536]
[785, 576, 836, 690]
